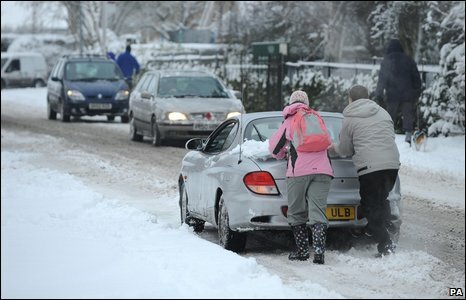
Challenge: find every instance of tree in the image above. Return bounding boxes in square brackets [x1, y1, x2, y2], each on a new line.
[420, 1, 465, 136]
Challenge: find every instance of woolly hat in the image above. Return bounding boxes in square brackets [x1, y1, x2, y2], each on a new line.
[289, 90, 309, 106]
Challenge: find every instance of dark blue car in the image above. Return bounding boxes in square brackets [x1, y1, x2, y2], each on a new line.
[47, 55, 130, 123]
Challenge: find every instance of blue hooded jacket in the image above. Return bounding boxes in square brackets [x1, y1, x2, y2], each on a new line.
[116, 47, 140, 79]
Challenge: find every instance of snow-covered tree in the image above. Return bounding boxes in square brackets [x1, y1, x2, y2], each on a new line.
[420, 1, 465, 136]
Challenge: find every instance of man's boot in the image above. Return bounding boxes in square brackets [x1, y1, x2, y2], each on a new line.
[311, 223, 327, 264]
[405, 131, 412, 146]
[289, 224, 310, 261]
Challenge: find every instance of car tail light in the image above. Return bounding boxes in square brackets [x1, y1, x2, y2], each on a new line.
[243, 171, 279, 195]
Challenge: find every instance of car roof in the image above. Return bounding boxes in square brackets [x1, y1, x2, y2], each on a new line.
[62, 55, 110, 62]
[145, 69, 216, 77]
[237, 110, 343, 124]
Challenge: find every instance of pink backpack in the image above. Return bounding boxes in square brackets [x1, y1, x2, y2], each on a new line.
[290, 108, 331, 152]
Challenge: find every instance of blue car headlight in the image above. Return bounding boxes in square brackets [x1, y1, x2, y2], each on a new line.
[115, 90, 129, 100]
[115, 90, 130, 101]
[67, 90, 85, 101]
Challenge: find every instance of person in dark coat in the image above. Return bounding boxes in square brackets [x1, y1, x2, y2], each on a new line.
[375, 39, 422, 144]
[329, 85, 400, 257]
[116, 45, 140, 90]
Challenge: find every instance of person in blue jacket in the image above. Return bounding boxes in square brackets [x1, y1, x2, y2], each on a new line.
[116, 45, 140, 90]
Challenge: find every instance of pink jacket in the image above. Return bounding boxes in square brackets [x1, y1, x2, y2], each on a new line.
[268, 103, 334, 178]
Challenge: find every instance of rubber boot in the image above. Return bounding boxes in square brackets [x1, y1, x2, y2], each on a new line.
[311, 223, 327, 264]
[288, 224, 310, 261]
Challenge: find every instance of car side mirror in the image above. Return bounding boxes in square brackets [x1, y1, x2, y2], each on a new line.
[141, 91, 153, 99]
[185, 138, 203, 151]
[51, 76, 60, 81]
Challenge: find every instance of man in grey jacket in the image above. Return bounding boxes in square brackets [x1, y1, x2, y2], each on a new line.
[329, 85, 400, 257]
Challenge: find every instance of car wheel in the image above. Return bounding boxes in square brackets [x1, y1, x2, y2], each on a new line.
[121, 115, 129, 123]
[33, 79, 46, 88]
[129, 116, 143, 142]
[60, 102, 70, 122]
[107, 115, 115, 121]
[151, 119, 162, 146]
[218, 196, 246, 252]
[47, 98, 57, 120]
[179, 181, 205, 233]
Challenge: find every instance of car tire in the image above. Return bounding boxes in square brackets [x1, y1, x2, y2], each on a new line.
[121, 115, 129, 123]
[107, 115, 115, 122]
[60, 102, 70, 122]
[151, 118, 162, 146]
[47, 98, 57, 120]
[33, 79, 46, 88]
[129, 116, 143, 142]
[218, 196, 246, 252]
[179, 181, 205, 233]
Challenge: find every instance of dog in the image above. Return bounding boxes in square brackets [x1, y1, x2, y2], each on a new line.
[412, 129, 428, 151]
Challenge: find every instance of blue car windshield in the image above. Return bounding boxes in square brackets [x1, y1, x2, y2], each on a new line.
[65, 62, 123, 81]
[244, 116, 342, 143]
[158, 76, 229, 98]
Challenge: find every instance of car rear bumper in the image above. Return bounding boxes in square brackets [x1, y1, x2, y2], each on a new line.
[223, 190, 370, 232]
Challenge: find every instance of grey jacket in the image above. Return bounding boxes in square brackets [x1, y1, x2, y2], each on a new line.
[332, 99, 400, 176]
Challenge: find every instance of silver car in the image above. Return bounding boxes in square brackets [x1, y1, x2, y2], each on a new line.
[179, 111, 401, 252]
[129, 70, 244, 145]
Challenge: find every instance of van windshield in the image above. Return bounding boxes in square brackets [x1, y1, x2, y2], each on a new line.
[65, 62, 123, 81]
[158, 76, 230, 98]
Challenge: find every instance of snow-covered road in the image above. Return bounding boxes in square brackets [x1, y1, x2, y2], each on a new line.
[2, 88, 465, 298]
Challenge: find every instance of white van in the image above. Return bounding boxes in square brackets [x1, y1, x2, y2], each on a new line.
[1, 52, 48, 89]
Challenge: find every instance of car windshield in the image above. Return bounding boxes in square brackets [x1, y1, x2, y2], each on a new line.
[244, 116, 342, 143]
[158, 76, 230, 98]
[65, 62, 123, 81]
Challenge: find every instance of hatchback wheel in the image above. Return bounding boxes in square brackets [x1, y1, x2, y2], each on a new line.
[121, 115, 129, 123]
[152, 119, 162, 146]
[218, 196, 246, 252]
[129, 117, 143, 142]
[179, 181, 205, 233]
[47, 99, 57, 120]
[33, 79, 46, 88]
[60, 102, 70, 122]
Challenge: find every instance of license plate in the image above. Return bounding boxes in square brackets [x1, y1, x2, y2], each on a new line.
[326, 206, 355, 221]
[193, 122, 218, 131]
[89, 103, 112, 110]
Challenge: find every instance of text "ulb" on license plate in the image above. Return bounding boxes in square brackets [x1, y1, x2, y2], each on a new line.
[326, 206, 355, 221]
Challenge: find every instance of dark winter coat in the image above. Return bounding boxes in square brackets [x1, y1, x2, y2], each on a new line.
[116, 50, 140, 79]
[375, 39, 422, 103]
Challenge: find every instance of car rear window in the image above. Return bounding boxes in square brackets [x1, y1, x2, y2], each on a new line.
[158, 76, 229, 98]
[65, 62, 123, 81]
[245, 116, 342, 143]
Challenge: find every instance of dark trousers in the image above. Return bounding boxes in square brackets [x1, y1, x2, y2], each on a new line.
[359, 169, 398, 251]
[386, 101, 414, 132]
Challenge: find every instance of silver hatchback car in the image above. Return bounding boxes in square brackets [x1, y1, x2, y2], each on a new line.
[179, 111, 401, 252]
[129, 70, 244, 145]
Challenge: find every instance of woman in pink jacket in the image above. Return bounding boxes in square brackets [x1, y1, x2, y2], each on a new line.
[268, 90, 333, 264]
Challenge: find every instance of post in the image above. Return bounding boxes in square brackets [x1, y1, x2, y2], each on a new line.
[79, 2, 83, 56]
[102, 1, 107, 56]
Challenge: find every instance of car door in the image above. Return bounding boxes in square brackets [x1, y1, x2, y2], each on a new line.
[130, 74, 150, 131]
[188, 120, 239, 217]
[4, 58, 21, 87]
[48, 60, 64, 108]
